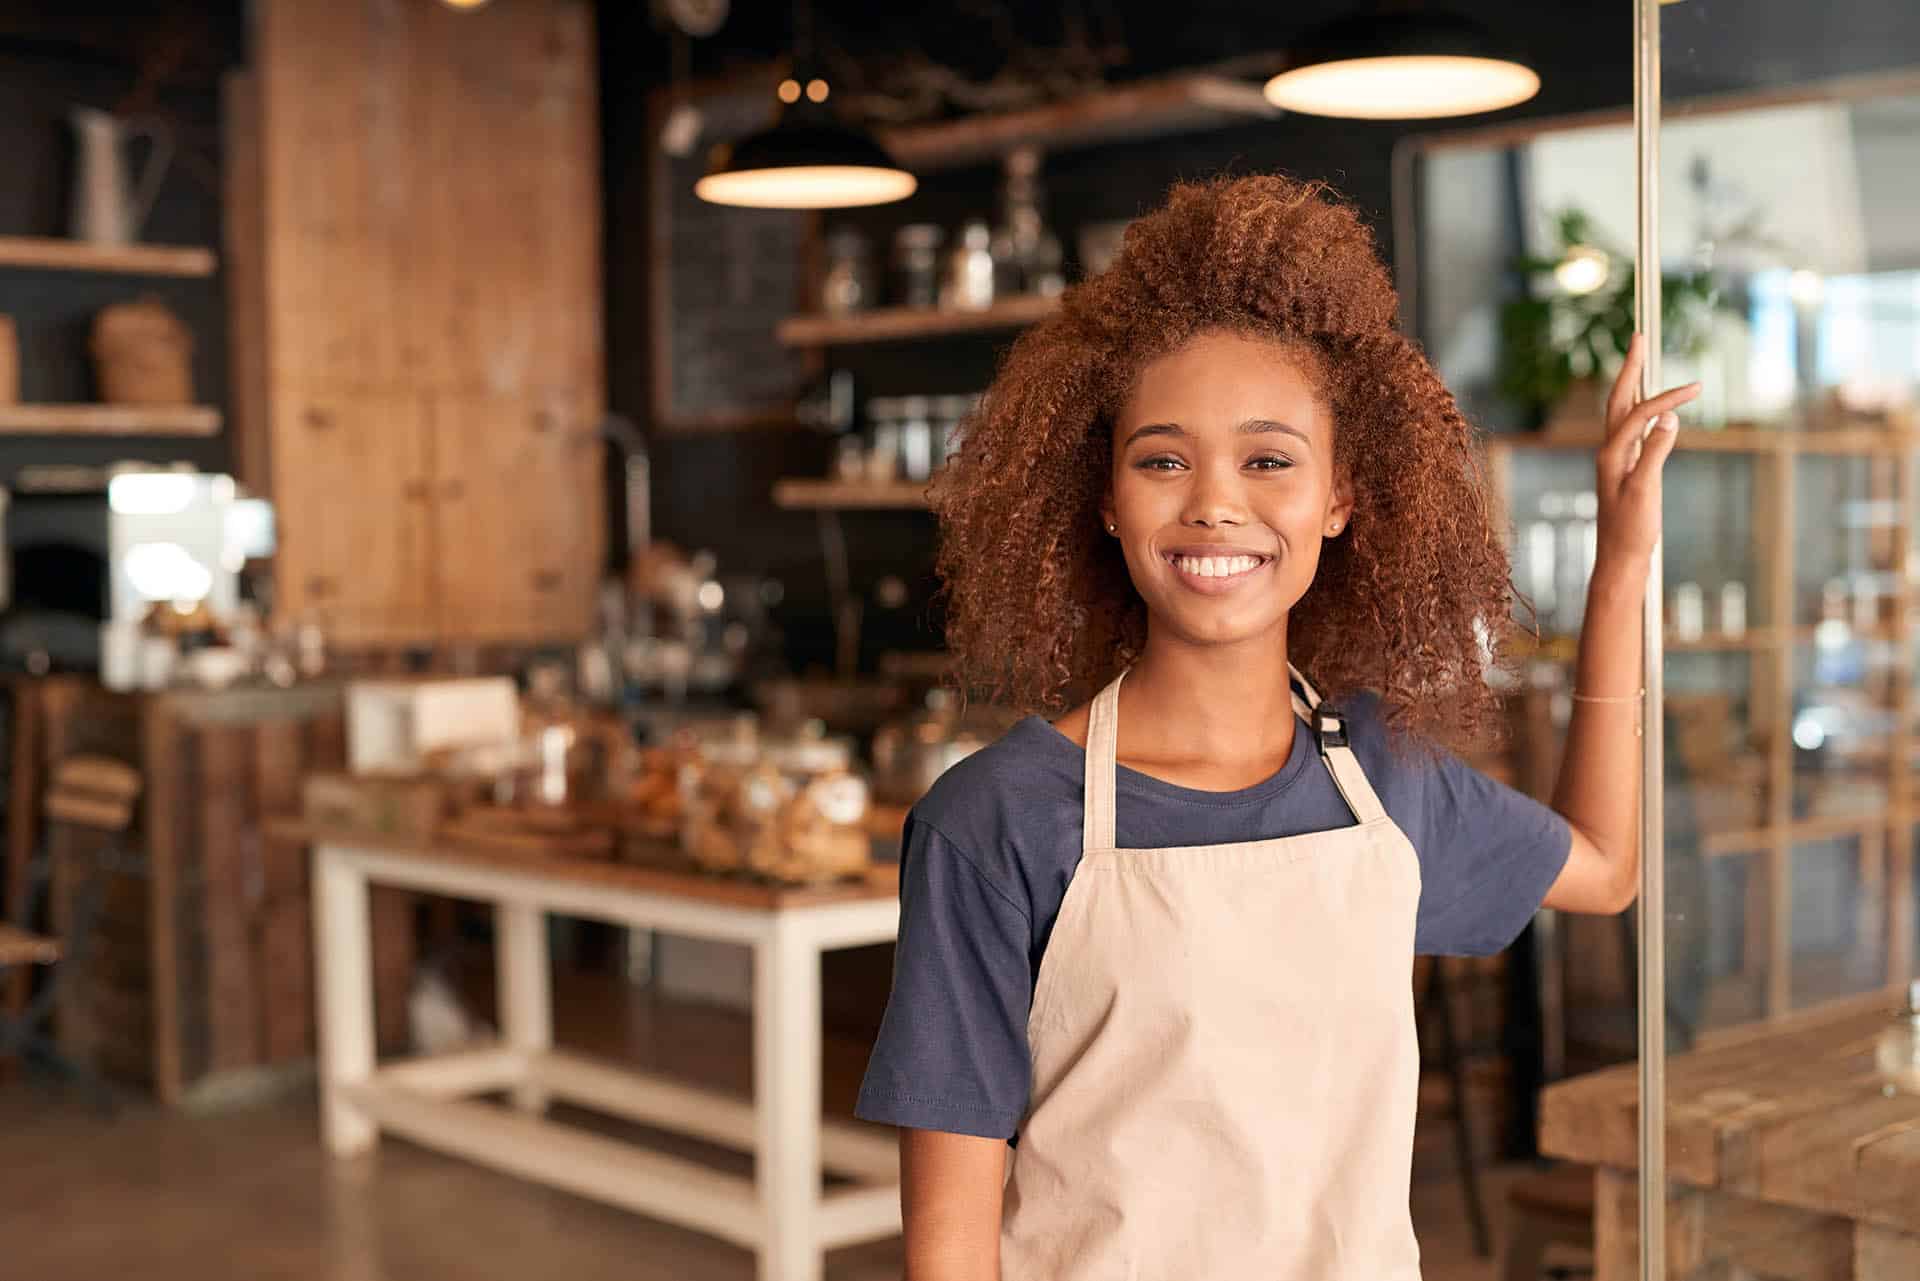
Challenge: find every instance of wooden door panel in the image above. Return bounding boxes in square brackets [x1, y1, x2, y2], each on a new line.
[272, 388, 436, 646]
[430, 391, 600, 642]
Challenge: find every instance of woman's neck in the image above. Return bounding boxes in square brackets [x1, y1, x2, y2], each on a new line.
[1116, 631, 1300, 772]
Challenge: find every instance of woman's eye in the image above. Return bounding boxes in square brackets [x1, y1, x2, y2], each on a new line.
[1247, 455, 1295, 471]
[1136, 455, 1187, 471]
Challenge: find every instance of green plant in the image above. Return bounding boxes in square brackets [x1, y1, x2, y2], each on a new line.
[1498, 208, 1722, 415]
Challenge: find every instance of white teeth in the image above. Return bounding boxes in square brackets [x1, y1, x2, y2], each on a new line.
[1173, 555, 1262, 578]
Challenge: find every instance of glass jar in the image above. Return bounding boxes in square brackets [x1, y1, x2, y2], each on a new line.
[891, 225, 945, 308]
[819, 227, 875, 315]
[832, 434, 866, 482]
[930, 393, 977, 470]
[1876, 980, 1920, 1093]
[865, 397, 903, 483]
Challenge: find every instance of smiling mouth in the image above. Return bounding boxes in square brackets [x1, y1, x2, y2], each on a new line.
[1162, 551, 1273, 585]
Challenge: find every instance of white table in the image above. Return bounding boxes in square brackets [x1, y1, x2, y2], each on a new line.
[308, 833, 904, 1281]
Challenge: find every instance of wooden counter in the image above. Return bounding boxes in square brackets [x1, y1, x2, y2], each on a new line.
[1540, 1007, 1920, 1279]
[6, 679, 415, 1105]
[269, 819, 900, 911]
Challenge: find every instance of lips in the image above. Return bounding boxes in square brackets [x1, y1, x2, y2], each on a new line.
[1160, 545, 1274, 594]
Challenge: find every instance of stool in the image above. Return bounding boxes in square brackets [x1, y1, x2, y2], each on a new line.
[1501, 1162, 1596, 1281]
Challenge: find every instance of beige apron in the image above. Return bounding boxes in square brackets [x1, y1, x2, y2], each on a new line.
[1000, 663, 1424, 1280]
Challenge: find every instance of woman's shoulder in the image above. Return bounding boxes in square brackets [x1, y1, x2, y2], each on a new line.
[1322, 686, 1449, 793]
[907, 715, 1085, 859]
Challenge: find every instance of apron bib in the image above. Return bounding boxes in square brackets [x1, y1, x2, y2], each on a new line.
[1000, 664, 1424, 1280]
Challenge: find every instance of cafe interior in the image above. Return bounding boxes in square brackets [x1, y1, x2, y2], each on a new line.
[2, 0, 1918, 1277]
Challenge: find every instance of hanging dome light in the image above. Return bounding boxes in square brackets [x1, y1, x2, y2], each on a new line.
[693, 0, 913, 209]
[695, 76, 916, 210]
[1263, 10, 1540, 120]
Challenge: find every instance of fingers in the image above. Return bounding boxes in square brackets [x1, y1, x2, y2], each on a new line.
[1629, 382, 1704, 433]
[1603, 382, 1703, 472]
[1607, 334, 1645, 427]
[1628, 412, 1680, 483]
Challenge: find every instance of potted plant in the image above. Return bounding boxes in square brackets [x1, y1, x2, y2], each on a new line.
[1499, 208, 1723, 434]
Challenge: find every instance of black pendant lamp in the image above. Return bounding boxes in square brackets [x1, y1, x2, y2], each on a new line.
[1263, 9, 1540, 120]
[694, 1, 914, 209]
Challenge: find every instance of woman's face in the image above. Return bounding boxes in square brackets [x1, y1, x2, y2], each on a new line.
[1103, 329, 1353, 650]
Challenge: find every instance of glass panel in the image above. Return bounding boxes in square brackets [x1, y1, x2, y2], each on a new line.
[1686, 845, 1768, 1031]
[1656, 3, 1920, 1279]
[1789, 832, 1893, 1009]
[1405, 10, 1920, 1274]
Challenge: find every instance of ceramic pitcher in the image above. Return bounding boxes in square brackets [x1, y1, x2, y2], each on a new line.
[69, 107, 173, 245]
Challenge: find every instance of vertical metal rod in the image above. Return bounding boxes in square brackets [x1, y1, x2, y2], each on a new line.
[1633, 1, 1669, 1278]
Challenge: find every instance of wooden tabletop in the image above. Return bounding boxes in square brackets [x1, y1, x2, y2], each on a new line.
[1540, 1007, 1920, 1234]
[267, 818, 901, 912]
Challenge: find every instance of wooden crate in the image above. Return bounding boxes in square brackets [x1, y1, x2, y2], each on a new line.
[301, 772, 447, 842]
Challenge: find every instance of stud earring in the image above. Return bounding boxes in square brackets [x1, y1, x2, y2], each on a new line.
[1106, 522, 1117, 534]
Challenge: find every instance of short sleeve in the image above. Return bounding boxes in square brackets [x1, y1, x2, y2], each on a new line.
[854, 814, 1033, 1140]
[1412, 749, 1573, 957]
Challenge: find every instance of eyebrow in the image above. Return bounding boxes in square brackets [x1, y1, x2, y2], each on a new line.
[1123, 418, 1312, 447]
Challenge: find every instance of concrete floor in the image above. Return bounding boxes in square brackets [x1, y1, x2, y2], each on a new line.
[1, 978, 1572, 1280]
[0, 1089, 1561, 1281]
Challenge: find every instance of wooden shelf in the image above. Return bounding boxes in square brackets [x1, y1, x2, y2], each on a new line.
[1487, 423, 1920, 456]
[878, 73, 1279, 172]
[1521, 626, 1787, 655]
[0, 404, 222, 436]
[776, 295, 1058, 347]
[1668, 626, 1788, 652]
[0, 235, 217, 278]
[772, 478, 932, 510]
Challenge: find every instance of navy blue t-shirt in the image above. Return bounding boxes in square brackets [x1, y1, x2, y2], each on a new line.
[852, 689, 1573, 1142]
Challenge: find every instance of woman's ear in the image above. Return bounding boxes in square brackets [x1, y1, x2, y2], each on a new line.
[1100, 492, 1117, 535]
[1327, 475, 1356, 536]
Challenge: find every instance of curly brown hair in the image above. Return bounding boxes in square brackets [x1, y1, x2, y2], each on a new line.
[931, 173, 1517, 755]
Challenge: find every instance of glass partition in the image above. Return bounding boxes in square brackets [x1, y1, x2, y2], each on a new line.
[1401, 5, 1920, 1276]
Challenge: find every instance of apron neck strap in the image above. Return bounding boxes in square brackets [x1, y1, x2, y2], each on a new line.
[1082, 662, 1388, 853]
[1083, 669, 1125, 853]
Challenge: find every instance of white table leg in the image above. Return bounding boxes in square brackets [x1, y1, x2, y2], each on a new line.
[755, 918, 822, 1281]
[496, 899, 553, 1111]
[314, 848, 377, 1155]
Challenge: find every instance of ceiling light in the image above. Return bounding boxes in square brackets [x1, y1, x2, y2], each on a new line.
[695, 0, 914, 209]
[695, 102, 915, 209]
[1264, 11, 1540, 120]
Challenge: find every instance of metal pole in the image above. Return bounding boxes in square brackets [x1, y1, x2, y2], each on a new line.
[1633, 1, 1668, 1278]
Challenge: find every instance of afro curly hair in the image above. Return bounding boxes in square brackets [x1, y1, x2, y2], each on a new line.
[930, 173, 1518, 755]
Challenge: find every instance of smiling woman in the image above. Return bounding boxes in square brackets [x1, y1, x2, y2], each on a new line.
[863, 171, 1689, 1281]
[932, 173, 1514, 753]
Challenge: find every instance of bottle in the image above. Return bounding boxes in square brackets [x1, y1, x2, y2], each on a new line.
[897, 396, 936, 481]
[991, 146, 1063, 297]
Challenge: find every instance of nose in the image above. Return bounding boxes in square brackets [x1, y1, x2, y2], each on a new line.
[1180, 461, 1250, 528]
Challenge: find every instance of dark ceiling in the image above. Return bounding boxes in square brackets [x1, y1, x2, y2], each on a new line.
[608, 0, 1920, 135]
[3, 0, 1917, 128]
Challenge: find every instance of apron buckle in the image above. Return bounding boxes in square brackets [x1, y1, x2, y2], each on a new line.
[1314, 710, 1349, 752]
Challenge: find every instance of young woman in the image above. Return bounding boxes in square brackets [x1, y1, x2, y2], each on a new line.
[853, 174, 1698, 1280]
